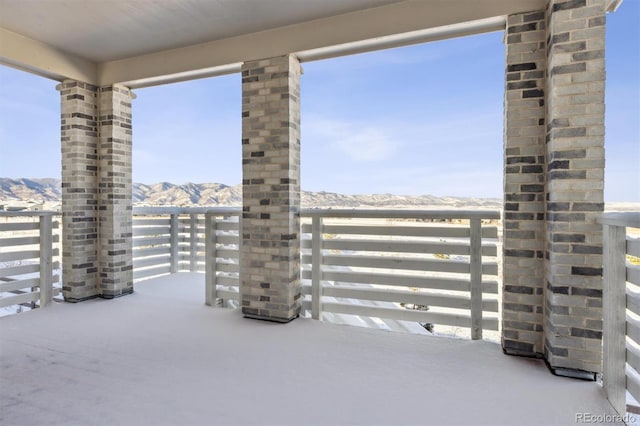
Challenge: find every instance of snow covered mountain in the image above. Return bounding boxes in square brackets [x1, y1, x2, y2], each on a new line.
[0, 178, 502, 209]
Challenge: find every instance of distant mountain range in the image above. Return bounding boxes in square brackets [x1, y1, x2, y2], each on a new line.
[0, 177, 495, 209]
[2, 178, 637, 211]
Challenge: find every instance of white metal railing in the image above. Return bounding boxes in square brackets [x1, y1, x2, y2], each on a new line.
[206, 208, 501, 340]
[2, 207, 501, 340]
[603, 212, 640, 417]
[132, 208, 240, 303]
[0, 211, 61, 312]
[300, 209, 500, 339]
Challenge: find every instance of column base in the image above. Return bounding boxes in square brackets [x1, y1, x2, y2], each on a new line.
[503, 347, 544, 358]
[100, 288, 134, 299]
[502, 339, 543, 358]
[63, 294, 99, 303]
[243, 310, 299, 324]
[546, 362, 597, 381]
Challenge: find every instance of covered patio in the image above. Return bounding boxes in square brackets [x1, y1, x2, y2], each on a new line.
[0, 273, 620, 426]
[0, 0, 637, 424]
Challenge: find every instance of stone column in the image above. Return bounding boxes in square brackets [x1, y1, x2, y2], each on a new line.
[98, 85, 135, 298]
[59, 81, 134, 301]
[502, 10, 547, 357]
[544, 0, 606, 376]
[240, 55, 302, 322]
[58, 80, 100, 302]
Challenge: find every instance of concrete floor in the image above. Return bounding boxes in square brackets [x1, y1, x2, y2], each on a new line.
[0, 273, 621, 426]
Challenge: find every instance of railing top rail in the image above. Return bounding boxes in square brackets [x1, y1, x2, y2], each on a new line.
[300, 208, 501, 220]
[601, 212, 640, 228]
[133, 207, 241, 215]
[0, 211, 60, 217]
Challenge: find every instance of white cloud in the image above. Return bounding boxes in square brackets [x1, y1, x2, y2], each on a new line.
[334, 127, 397, 162]
[305, 116, 399, 163]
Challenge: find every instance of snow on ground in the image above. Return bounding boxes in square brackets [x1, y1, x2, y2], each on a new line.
[0, 273, 622, 426]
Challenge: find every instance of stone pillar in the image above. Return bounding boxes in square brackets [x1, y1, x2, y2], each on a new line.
[59, 81, 134, 301]
[58, 80, 100, 302]
[98, 85, 134, 298]
[544, 0, 606, 375]
[502, 10, 547, 357]
[240, 55, 302, 322]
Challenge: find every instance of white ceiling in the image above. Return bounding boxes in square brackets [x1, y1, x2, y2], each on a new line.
[0, 0, 403, 62]
[0, 0, 555, 86]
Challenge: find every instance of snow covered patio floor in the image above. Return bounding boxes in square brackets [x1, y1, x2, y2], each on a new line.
[1, 273, 619, 426]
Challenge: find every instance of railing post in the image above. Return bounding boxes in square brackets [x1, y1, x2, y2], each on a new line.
[311, 215, 324, 320]
[470, 218, 482, 340]
[238, 212, 243, 309]
[39, 214, 53, 308]
[190, 213, 198, 272]
[205, 212, 218, 306]
[603, 223, 627, 417]
[170, 213, 179, 273]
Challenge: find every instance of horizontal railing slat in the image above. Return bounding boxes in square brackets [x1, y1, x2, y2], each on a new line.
[628, 286, 640, 317]
[301, 223, 498, 239]
[628, 342, 640, 379]
[178, 255, 205, 263]
[133, 246, 171, 258]
[0, 263, 40, 277]
[133, 207, 241, 216]
[629, 237, 640, 258]
[0, 291, 39, 308]
[628, 264, 640, 287]
[302, 238, 496, 256]
[215, 248, 239, 258]
[627, 363, 640, 406]
[133, 236, 171, 247]
[133, 218, 170, 226]
[216, 235, 239, 245]
[301, 269, 498, 294]
[306, 284, 499, 312]
[133, 226, 170, 237]
[0, 236, 40, 246]
[301, 209, 500, 220]
[301, 253, 498, 276]
[133, 265, 171, 280]
[133, 255, 171, 269]
[627, 313, 640, 346]
[178, 218, 205, 224]
[0, 250, 40, 262]
[0, 222, 40, 232]
[215, 263, 238, 273]
[178, 240, 205, 248]
[216, 222, 239, 231]
[0, 277, 41, 293]
[217, 276, 239, 287]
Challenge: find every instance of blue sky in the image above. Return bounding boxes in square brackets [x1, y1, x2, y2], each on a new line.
[0, 2, 638, 201]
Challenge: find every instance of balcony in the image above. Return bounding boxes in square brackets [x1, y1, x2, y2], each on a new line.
[0, 0, 636, 423]
[0, 208, 631, 425]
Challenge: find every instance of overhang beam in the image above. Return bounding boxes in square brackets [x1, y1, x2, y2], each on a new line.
[100, 0, 546, 87]
[0, 27, 97, 84]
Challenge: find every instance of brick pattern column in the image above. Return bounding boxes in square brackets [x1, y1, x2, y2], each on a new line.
[58, 80, 99, 302]
[502, 10, 547, 357]
[240, 55, 302, 322]
[544, 0, 606, 374]
[98, 85, 134, 298]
